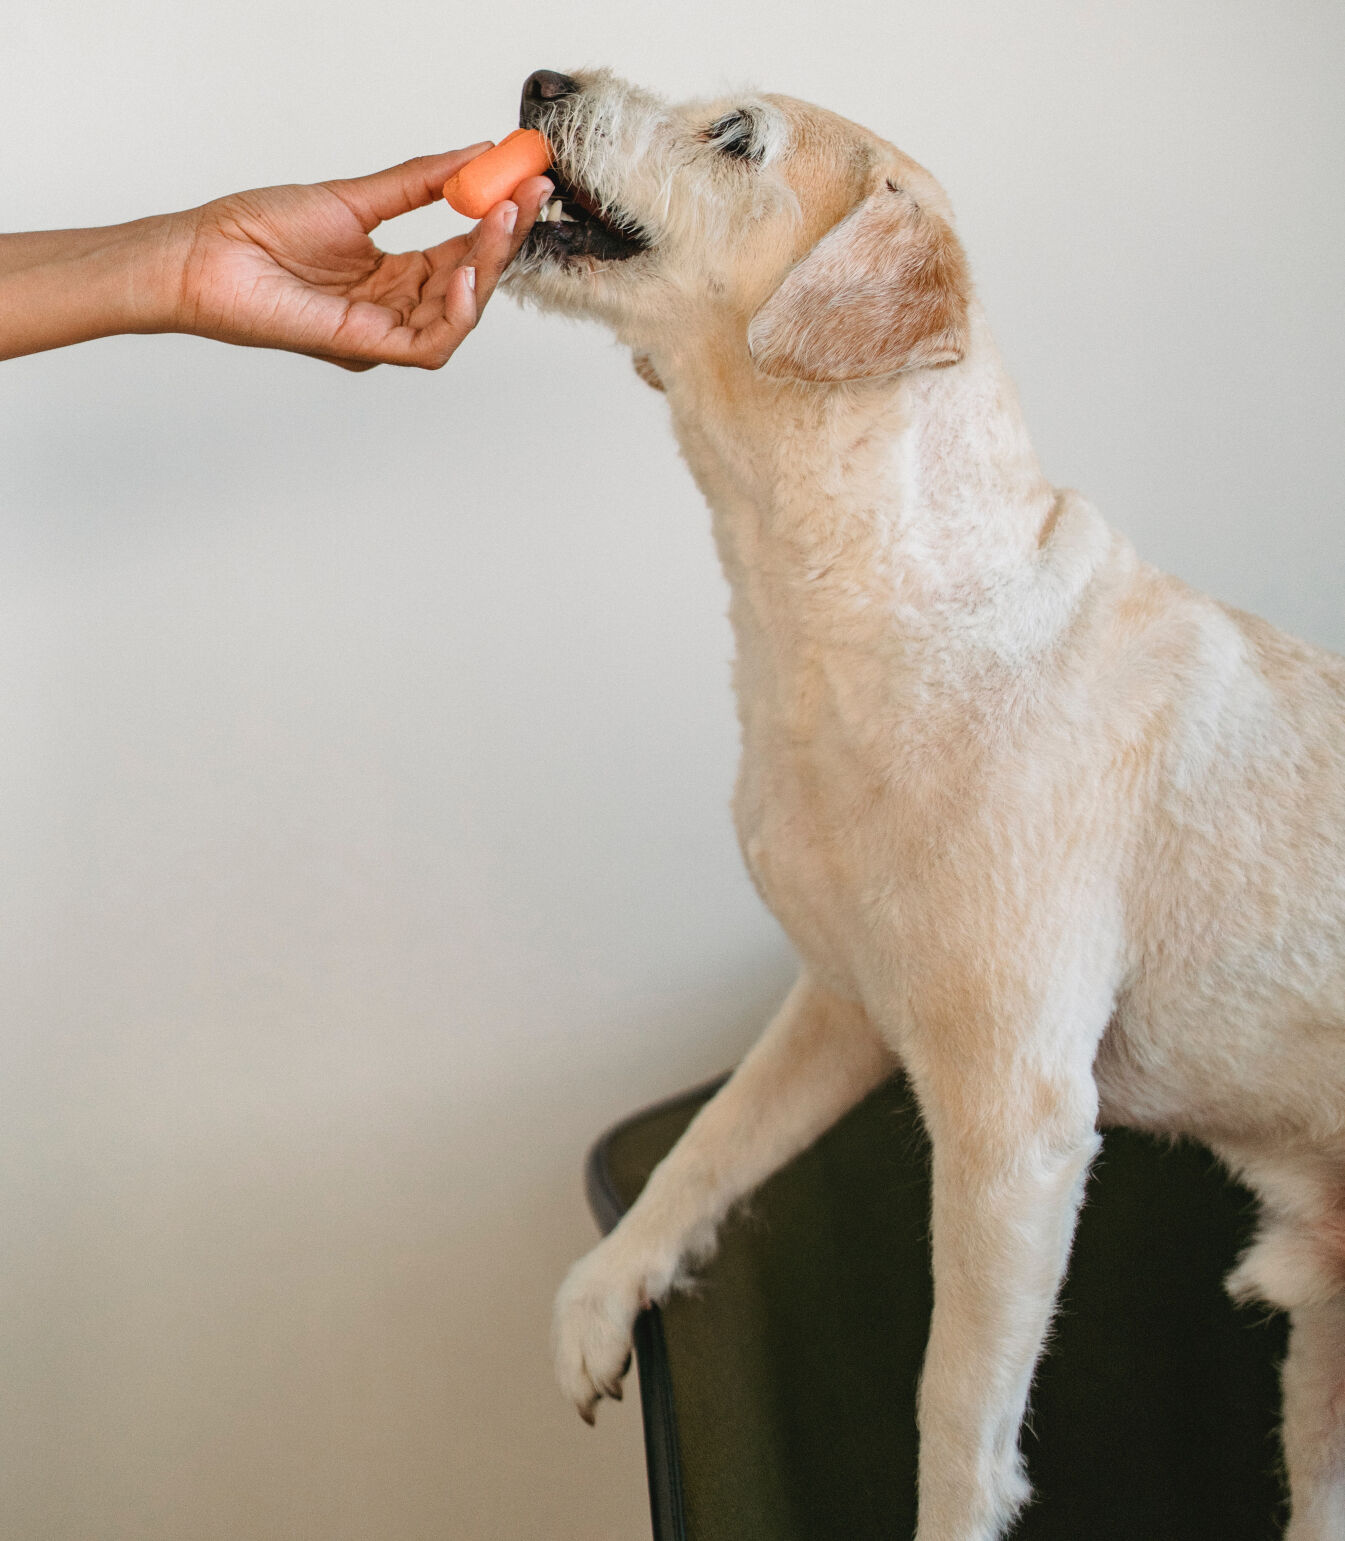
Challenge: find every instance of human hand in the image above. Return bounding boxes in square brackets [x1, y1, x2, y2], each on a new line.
[162, 147, 553, 369]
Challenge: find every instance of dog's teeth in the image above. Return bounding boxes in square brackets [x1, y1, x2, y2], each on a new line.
[556, 206, 575, 222]
[536, 201, 550, 223]
[548, 199, 565, 221]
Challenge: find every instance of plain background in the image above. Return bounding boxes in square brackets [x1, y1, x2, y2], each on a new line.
[2, 3, 1342, 1537]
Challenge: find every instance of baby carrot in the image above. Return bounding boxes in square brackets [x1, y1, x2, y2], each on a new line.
[443, 129, 553, 218]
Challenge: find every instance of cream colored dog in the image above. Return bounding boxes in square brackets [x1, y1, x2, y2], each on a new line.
[504, 68, 1345, 1541]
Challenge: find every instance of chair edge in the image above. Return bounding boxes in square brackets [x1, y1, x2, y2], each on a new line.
[582, 1076, 729, 1541]
[583, 1075, 729, 1233]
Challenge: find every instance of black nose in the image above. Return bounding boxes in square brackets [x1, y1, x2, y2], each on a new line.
[523, 69, 579, 102]
[520, 69, 580, 126]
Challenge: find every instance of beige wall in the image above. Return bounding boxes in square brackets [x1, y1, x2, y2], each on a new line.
[2, 2, 1342, 1537]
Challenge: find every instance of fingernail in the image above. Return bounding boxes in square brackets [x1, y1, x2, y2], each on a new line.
[463, 266, 476, 293]
[501, 202, 518, 235]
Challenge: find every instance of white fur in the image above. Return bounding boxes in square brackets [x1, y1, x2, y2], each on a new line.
[507, 71, 1345, 1540]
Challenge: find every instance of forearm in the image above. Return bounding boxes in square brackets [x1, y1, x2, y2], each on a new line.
[0, 217, 184, 361]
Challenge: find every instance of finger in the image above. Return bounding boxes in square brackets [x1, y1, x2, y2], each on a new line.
[474, 174, 554, 303]
[413, 264, 480, 367]
[347, 266, 479, 370]
[501, 174, 554, 260]
[422, 175, 552, 268]
[512, 174, 555, 227]
[469, 203, 523, 310]
[324, 145, 495, 232]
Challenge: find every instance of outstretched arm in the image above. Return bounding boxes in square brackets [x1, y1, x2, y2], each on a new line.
[0, 146, 553, 369]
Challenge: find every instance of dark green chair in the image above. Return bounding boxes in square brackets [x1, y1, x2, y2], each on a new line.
[585, 1073, 1289, 1541]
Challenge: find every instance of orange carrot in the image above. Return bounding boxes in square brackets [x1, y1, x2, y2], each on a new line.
[443, 129, 553, 218]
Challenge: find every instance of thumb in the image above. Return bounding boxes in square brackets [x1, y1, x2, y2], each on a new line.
[324, 145, 494, 231]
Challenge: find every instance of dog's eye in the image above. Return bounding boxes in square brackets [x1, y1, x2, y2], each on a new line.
[702, 111, 762, 163]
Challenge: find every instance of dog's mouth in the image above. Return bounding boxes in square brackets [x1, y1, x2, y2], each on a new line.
[517, 79, 650, 265]
[524, 166, 650, 263]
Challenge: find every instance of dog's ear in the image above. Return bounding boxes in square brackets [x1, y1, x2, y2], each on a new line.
[747, 180, 970, 383]
[631, 350, 665, 391]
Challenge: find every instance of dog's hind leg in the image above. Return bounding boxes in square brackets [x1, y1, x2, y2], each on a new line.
[552, 972, 894, 1422]
[1281, 1293, 1345, 1541]
[1222, 1156, 1345, 1535]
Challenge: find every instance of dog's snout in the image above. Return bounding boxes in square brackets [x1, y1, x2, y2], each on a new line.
[520, 69, 581, 126]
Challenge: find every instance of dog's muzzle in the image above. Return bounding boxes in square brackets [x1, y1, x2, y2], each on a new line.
[517, 69, 650, 263]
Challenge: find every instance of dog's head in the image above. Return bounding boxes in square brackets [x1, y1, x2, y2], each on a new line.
[505, 68, 970, 386]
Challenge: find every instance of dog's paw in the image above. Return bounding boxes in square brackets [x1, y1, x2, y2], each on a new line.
[553, 1244, 646, 1424]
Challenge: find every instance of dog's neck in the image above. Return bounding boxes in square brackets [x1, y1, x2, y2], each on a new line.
[647, 302, 1105, 662]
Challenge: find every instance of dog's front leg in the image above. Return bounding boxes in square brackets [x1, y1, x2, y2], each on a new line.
[554, 973, 894, 1422]
[910, 1035, 1103, 1541]
[1280, 1294, 1345, 1540]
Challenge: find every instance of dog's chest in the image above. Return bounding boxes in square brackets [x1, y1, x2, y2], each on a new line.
[730, 682, 938, 995]
[735, 754, 860, 988]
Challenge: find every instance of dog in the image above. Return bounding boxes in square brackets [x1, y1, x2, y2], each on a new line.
[503, 67, 1345, 1540]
